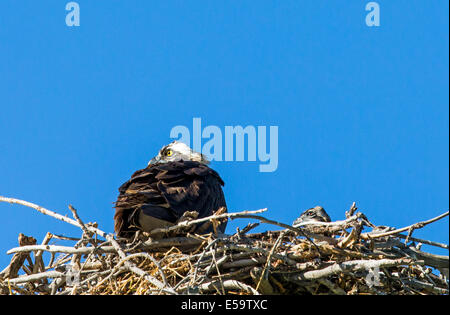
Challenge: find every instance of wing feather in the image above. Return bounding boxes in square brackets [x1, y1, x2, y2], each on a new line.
[114, 160, 227, 237]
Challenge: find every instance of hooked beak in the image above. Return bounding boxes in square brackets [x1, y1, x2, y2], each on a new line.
[148, 156, 160, 166]
[200, 154, 210, 164]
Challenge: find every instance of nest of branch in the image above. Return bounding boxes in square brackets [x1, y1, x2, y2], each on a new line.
[0, 197, 448, 295]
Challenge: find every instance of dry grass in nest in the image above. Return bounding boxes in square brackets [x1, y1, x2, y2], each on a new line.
[0, 196, 448, 295]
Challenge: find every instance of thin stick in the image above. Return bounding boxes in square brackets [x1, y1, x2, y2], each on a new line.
[7, 244, 111, 255]
[345, 202, 358, 218]
[7, 236, 205, 256]
[196, 279, 260, 295]
[114, 252, 169, 289]
[362, 211, 449, 240]
[0, 196, 108, 238]
[396, 234, 449, 249]
[294, 213, 361, 228]
[33, 232, 53, 273]
[7, 271, 65, 285]
[256, 230, 285, 291]
[106, 234, 176, 295]
[149, 208, 268, 236]
[68, 205, 91, 238]
[294, 258, 416, 281]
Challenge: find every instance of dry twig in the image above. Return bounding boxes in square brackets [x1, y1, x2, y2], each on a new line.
[0, 196, 448, 295]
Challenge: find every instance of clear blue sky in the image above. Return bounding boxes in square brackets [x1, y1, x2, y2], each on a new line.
[0, 1, 448, 268]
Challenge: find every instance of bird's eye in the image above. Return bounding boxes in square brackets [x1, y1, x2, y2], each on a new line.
[166, 149, 173, 157]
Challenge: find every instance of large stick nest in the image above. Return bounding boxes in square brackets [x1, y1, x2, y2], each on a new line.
[0, 197, 448, 295]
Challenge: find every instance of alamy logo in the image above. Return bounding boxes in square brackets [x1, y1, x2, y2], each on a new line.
[65, 2, 80, 27]
[65, 265, 80, 286]
[365, 266, 381, 287]
[170, 118, 279, 173]
[365, 2, 380, 27]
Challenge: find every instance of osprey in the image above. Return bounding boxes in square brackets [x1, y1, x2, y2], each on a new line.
[114, 141, 227, 238]
[292, 206, 331, 227]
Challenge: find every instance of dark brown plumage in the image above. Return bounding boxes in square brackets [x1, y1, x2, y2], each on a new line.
[114, 160, 227, 238]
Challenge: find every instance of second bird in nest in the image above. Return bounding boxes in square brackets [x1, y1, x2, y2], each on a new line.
[293, 206, 331, 227]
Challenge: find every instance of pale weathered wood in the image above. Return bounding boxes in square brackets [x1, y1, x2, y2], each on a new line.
[1, 196, 448, 295]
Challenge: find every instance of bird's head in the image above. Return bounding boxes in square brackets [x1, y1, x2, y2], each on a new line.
[148, 141, 209, 166]
[295, 206, 331, 225]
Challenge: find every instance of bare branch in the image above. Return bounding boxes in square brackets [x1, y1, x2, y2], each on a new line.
[362, 211, 449, 240]
[0, 196, 108, 238]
